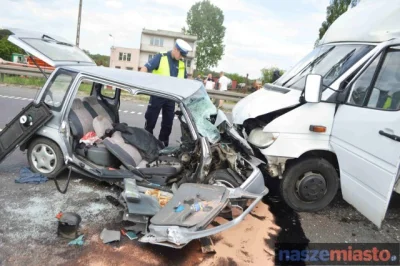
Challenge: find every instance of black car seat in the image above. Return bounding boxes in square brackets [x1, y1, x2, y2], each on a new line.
[103, 133, 182, 185]
[82, 96, 116, 123]
[68, 98, 120, 167]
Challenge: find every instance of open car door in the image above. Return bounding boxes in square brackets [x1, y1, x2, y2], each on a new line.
[330, 43, 400, 228]
[0, 102, 53, 164]
[7, 28, 96, 67]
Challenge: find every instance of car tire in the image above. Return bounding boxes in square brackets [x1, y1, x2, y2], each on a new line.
[206, 169, 247, 218]
[206, 169, 242, 188]
[27, 137, 65, 179]
[280, 157, 339, 212]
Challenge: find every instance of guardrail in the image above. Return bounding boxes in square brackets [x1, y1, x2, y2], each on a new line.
[0, 64, 249, 102]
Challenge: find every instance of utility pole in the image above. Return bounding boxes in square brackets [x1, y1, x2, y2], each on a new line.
[76, 0, 82, 47]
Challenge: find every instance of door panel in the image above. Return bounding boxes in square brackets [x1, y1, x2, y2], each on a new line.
[330, 45, 400, 228]
[0, 102, 53, 163]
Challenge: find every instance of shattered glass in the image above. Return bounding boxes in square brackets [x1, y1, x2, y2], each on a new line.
[183, 88, 220, 144]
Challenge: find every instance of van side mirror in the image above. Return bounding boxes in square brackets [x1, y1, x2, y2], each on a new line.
[304, 74, 322, 103]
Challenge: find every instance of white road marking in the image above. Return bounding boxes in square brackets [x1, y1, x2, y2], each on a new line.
[0, 94, 162, 117]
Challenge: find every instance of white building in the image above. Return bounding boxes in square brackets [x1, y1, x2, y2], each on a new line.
[139, 29, 197, 74]
[109, 46, 140, 70]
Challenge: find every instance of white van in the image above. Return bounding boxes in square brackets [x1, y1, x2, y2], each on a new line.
[232, 0, 400, 228]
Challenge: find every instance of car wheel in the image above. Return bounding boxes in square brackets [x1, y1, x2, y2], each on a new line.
[207, 169, 242, 188]
[28, 137, 65, 179]
[280, 157, 339, 212]
[207, 169, 246, 217]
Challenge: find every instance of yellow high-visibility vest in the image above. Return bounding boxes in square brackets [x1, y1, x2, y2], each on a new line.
[152, 53, 185, 78]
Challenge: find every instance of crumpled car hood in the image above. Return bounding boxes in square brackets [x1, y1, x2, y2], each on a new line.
[232, 88, 302, 125]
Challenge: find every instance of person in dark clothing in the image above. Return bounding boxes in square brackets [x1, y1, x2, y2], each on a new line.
[140, 39, 192, 147]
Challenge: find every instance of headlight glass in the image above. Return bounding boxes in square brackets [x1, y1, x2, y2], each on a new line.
[248, 128, 279, 148]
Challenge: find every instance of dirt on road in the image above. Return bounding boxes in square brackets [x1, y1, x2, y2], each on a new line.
[0, 165, 279, 266]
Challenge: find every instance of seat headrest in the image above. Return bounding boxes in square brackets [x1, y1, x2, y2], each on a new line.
[83, 96, 99, 105]
[71, 98, 85, 110]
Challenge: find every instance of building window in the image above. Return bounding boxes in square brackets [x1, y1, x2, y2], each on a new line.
[119, 52, 131, 61]
[126, 67, 133, 70]
[115, 66, 121, 69]
[150, 37, 164, 47]
[185, 59, 192, 68]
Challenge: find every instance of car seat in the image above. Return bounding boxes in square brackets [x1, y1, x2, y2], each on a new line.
[82, 96, 117, 123]
[69, 98, 119, 167]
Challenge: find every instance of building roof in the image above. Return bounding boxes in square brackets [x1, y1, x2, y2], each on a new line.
[142, 29, 197, 42]
[319, 0, 400, 45]
[65, 65, 203, 99]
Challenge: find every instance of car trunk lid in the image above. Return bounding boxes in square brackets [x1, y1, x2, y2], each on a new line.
[7, 28, 96, 68]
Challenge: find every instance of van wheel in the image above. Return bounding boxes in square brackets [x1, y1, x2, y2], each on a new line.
[280, 157, 339, 212]
[27, 137, 65, 179]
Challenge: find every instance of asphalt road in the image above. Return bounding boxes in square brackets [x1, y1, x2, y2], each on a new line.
[0, 85, 400, 265]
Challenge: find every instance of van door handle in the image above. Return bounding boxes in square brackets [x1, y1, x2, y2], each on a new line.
[379, 130, 400, 142]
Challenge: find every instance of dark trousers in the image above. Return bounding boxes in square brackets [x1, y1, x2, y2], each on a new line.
[144, 96, 175, 147]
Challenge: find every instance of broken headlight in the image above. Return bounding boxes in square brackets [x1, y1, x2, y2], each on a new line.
[248, 128, 279, 149]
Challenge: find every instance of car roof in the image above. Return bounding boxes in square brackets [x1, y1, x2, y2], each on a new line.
[319, 0, 400, 45]
[64, 65, 203, 99]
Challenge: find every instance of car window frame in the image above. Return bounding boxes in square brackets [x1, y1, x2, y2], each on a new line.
[40, 68, 77, 112]
[344, 45, 400, 112]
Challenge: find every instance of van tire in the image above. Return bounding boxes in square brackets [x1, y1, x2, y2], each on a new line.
[27, 137, 65, 179]
[280, 157, 339, 212]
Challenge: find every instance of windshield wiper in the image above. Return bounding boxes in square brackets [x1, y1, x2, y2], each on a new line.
[324, 49, 356, 79]
[283, 46, 335, 87]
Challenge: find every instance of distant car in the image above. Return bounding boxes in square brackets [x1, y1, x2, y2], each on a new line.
[0, 28, 268, 248]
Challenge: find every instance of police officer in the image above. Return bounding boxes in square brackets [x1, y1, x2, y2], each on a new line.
[140, 39, 193, 147]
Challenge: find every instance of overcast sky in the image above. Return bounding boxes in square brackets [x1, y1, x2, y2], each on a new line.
[1, 0, 330, 78]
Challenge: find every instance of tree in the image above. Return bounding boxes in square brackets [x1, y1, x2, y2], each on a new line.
[82, 49, 110, 67]
[260, 67, 285, 84]
[186, 0, 226, 72]
[0, 31, 24, 61]
[315, 0, 361, 45]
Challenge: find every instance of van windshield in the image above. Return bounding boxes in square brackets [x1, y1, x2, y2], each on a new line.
[274, 44, 375, 90]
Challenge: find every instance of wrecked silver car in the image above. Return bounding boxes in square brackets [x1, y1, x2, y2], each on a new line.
[0, 29, 268, 248]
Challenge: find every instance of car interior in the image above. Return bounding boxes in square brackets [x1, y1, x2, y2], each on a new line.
[66, 81, 232, 228]
[67, 82, 184, 187]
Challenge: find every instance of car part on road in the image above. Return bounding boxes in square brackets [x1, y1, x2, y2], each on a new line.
[280, 157, 339, 212]
[57, 212, 82, 240]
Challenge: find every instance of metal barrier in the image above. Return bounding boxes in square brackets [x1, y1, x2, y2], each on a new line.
[0, 64, 249, 102]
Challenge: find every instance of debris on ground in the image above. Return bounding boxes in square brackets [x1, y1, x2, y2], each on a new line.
[121, 229, 138, 240]
[68, 235, 85, 246]
[100, 228, 121, 244]
[56, 212, 82, 240]
[145, 188, 172, 207]
[15, 167, 48, 184]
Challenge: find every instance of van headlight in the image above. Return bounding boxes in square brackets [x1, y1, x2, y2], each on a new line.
[248, 128, 279, 149]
